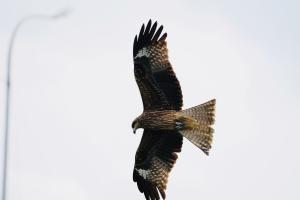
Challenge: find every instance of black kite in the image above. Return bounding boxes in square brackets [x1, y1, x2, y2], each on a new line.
[132, 20, 216, 200]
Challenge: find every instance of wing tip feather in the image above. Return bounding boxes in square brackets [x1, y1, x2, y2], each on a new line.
[133, 20, 167, 57]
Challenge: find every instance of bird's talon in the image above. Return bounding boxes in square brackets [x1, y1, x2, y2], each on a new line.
[175, 121, 184, 129]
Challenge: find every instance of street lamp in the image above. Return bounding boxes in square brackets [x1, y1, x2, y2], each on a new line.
[2, 9, 70, 200]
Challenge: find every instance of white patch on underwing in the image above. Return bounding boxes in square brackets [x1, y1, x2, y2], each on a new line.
[135, 48, 150, 59]
[136, 168, 150, 180]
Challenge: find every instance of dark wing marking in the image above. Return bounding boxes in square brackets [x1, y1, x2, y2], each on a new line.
[133, 130, 183, 200]
[133, 19, 183, 110]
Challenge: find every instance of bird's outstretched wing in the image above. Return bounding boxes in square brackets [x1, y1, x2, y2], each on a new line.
[133, 20, 184, 199]
[133, 130, 182, 200]
[133, 19, 183, 111]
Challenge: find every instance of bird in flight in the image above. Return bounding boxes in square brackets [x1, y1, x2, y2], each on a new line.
[132, 19, 216, 200]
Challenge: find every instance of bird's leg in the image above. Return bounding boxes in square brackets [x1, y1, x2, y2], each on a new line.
[175, 120, 184, 130]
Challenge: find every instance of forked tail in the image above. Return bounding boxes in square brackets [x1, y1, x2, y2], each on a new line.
[179, 99, 216, 155]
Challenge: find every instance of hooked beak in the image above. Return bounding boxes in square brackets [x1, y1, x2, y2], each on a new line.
[133, 128, 137, 134]
[133, 123, 139, 134]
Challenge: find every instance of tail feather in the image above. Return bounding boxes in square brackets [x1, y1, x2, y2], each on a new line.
[179, 99, 216, 155]
[182, 99, 215, 125]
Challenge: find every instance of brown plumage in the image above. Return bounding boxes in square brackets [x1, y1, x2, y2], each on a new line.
[132, 20, 216, 200]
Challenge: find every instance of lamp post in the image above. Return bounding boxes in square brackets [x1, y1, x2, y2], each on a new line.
[2, 9, 69, 200]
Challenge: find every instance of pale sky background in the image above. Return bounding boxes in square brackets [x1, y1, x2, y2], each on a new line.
[0, 0, 300, 200]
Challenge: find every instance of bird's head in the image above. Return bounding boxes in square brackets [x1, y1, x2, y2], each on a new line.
[131, 119, 141, 134]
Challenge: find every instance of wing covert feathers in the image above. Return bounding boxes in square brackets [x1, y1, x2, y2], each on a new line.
[133, 19, 183, 110]
[134, 130, 182, 200]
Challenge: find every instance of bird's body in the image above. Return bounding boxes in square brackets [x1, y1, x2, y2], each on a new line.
[134, 110, 178, 130]
[131, 20, 216, 200]
[134, 110, 200, 131]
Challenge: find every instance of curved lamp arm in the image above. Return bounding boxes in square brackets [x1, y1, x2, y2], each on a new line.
[2, 9, 70, 200]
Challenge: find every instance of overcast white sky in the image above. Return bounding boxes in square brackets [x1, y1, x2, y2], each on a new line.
[0, 0, 300, 199]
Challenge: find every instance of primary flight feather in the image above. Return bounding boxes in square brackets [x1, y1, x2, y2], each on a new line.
[132, 19, 216, 200]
